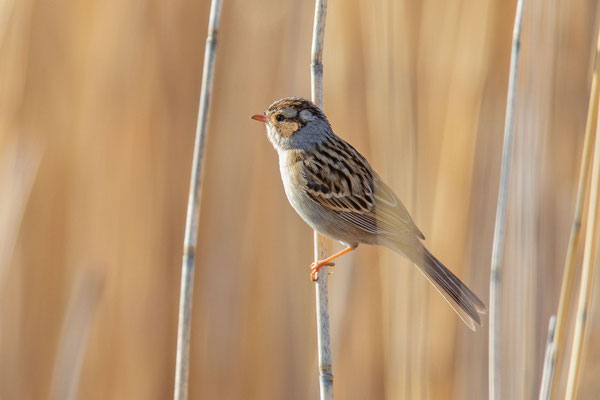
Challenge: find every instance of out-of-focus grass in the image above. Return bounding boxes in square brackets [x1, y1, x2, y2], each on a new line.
[0, 0, 597, 399]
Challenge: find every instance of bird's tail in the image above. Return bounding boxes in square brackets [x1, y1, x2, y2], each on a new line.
[391, 242, 487, 331]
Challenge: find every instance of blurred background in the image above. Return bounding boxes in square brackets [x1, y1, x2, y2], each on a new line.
[1, 0, 599, 398]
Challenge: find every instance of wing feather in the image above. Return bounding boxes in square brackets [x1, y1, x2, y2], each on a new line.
[298, 137, 424, 241]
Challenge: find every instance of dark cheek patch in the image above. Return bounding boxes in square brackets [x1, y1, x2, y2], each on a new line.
[280, 122, 299, 138]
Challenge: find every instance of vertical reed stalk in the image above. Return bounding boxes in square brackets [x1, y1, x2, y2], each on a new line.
[50, 272, 104, 400]
[310, 1, 332, 399]
[538, 315, 556, 400]
[548, 25, 600, 399]
[564, 64, 600, 400]
[489, 0, 525, 398]
[173, 1, 223, 399]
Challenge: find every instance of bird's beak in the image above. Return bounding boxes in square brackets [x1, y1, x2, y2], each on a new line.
[251, 113, 268, 123]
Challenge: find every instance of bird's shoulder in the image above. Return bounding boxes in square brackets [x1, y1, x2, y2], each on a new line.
[287, 137, 376, 213]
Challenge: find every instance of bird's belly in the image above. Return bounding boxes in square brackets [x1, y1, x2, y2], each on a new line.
[279, 167, 363, 247]
[280, 173, 320, 228]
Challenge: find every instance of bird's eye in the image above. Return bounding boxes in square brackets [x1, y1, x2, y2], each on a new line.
[276, 114, 285, 122]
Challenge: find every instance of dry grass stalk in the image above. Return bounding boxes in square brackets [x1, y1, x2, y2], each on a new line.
[0, 141, 41, 283]
[173, 1, 223, 399]
[538, 315, 556, 400]
[310, 0, 333, 399]
[49, 272, 104, 400]
[548, 24, 600, 399]
[488, 0, 525, 398]
[564, 53, 600, 399]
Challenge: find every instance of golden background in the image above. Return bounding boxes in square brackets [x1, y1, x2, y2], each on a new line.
[1, 0, 599, 398]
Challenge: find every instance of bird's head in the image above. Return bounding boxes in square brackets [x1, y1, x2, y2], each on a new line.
[251, 97, 331, 151]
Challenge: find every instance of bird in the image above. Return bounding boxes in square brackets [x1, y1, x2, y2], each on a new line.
[251, 97, 486, 330]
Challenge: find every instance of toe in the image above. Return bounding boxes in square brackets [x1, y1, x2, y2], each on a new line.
[310, 269, 318, 281]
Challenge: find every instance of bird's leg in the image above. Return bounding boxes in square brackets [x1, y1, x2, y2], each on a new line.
[310, 246, 357, 281]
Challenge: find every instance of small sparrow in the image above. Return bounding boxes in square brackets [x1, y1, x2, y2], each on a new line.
[251, 97, 486, 330]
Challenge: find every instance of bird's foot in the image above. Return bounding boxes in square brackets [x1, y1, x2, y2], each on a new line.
[310, 260, 335, 281]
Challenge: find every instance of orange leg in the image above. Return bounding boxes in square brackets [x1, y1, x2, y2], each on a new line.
[310, 246, 357, 281]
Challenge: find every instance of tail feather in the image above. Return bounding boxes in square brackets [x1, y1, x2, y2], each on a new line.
[421, 249, 486, 330]
[392, 242, 487, 330]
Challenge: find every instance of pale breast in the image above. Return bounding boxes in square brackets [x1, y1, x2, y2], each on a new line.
[276, 149, 365, 247]
[278, 150, 309, 218]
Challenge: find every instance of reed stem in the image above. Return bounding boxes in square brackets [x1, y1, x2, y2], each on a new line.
[488, 0, 525, 398]
[548, 22, 600, 399]
[173, 1, 223, 399]
[538, 315, 556, 400]
[310, 1, 333, 399]
[564, 50, 600, 399]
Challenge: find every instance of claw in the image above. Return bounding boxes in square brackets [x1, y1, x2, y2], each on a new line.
[307, 246, 357, 282]
[310, 261, 335, 281]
